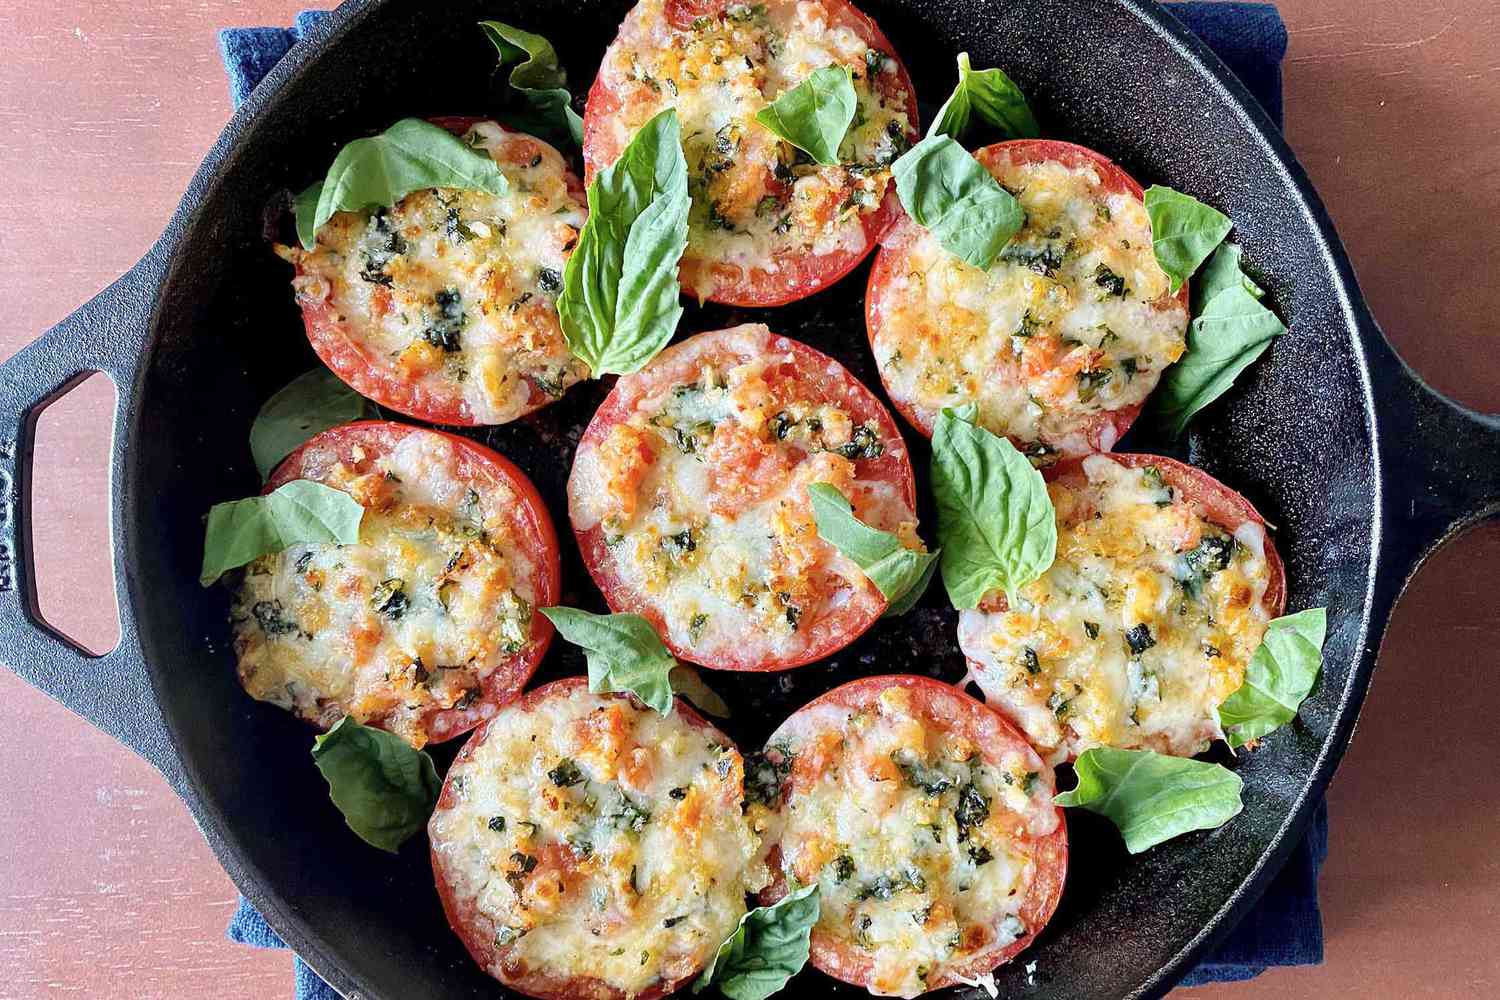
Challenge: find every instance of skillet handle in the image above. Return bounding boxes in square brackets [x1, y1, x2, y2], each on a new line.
[0, 249, 181, 780]
[1365, 304, 1500, 603]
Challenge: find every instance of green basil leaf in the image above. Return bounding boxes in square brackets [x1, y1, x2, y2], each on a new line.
[754, 65, 856, 166]
[928, 52, 1039, 141]
[1143, 185, 1233, 293]
[893, 134, 1024, 271]
[1192, 241, 1263, 315]
[541, 607, 678, 714]
[880, 554, 939, 619]
[1153, 282, 1286, 438]
[1054, 748, 1243, 854]
[200, 480, 364, 586]
[249, 369, 374, 480]
[693, 883, 820, 1000]
[294, 180, 324, 254]
[931, 407, 1056, 609]
[669, 665, 731, 718]
[295, 118, 508, 250]
[311, 716, 440, 853]
[807, 483, 937, 610]
[1218, 608, 1327, 748]
[558, 108, 690, 377]
[479, 20, 584, 147]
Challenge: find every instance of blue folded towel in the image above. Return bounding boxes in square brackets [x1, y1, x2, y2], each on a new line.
[219, 5, 1318, 996]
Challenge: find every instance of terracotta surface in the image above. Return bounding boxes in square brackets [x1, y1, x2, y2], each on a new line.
[1, 0, 1497, 997]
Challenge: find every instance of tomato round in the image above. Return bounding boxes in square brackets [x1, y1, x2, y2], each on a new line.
[755, 674, 1068, 996]
[261, 420, 560, 744]
[866, 138, 1190, 458]
[430, 677, 754, 1000]
[582, 0, 920, 307]
[288, 117, 589, 426]
[567, 324, 921, 672]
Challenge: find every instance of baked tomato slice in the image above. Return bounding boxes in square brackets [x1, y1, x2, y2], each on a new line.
[429, 677, 766, 1000]
[582, 0, 920, 306]
[231, 420, 559, 746]
[277, 117, 589, 426]
[751, 674, 1068, 998]
[958, 452, 1287, 761]
[568, 324, 924, 672]
[867, 139, 1191, 461]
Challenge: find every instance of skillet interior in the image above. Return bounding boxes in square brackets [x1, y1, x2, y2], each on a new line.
[124, 1, 1377, 996]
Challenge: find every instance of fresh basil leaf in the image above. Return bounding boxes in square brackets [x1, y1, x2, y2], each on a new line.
[311, 716, 440, 853]
[1193, 241, 1264, 315]
[479, 20, 584, 147]
[807, 483, 937, 611]
[558, 108, 689, 377]
[1153, 282, 1286, 438]
[1143, 185, 1233, 294]
[295, 118, 508, 250]
[294, 180, 324, 254]
[928, 52, 1039, 141]
[880, 554, 939, 619]
[931, 407, 1056, 609]
[669, 665, 731, 718]
[693, 883, 820, 1000]
[1218, 608, 1327, 748]
[249, 369, 374, 480]
[754, 65, 856, 166]
[541, 607, 678, 714]
[1054, 748, 1243, 854]
[893, 134, 1024, 271]
[200, 480, 364, 586]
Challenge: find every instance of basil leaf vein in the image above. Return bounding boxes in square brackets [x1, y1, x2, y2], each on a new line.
[693, 883, 820, 1000]
[929, 52, 1038, 141]
[479, 20, 584, 147]
[295, 118, 509, 250]
[893, 134, 1024, 270]
[1143, 184, 1232, 293]
[1218, 608, 1327, 748]
[754, 65, 856, 166]
[200, 480, 364, 586]
[807, 483, 937, 611]
[1054, 748, 1243, 854]
[249, 369, 374, 480]
[558, 108, 689, 377]
[542, 607, 678, 714]
[311, 716, 440, 853]
[931, 406, 1056, 609]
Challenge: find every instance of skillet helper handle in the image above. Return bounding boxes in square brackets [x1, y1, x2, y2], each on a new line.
[0, 250, 180, 778]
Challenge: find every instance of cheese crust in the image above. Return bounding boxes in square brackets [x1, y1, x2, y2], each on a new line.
[752, 678, 1064, 998]
[231, 424, 555, 747]
[958, 454, 1277, 761]
[868, 142, 1189, 459]
[587, 0, 917, 302]
[277, 121, 589, 425]
[568, 324, 923, 671]
[429, 680, 767, 999]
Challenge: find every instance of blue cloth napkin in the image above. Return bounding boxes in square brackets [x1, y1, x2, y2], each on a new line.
[219, 5, 1316, 996]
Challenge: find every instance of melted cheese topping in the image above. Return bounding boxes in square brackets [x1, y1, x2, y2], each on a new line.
[870, 150, 1188, 459]
[753, 684, 1060, 999]
[277, 122, 589, 424]
[958, 456, 1273, 760]
[594, 0, 913, 299]
[569, 325, 922, 667]
[231, 430, 542, 747]
[429, 686, 766, 996]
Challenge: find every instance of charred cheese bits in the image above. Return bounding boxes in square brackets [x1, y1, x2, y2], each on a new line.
[231, 422, 559, 747]
[867, 140, 1190, 459]
[584, 0, 919, 304]
[750, 676, 1066, 998]
[568, 324, 923, 671]
[429, 679, 767, 1000]
[277, 120, 589, 426]
[958, 454, 1285, 761]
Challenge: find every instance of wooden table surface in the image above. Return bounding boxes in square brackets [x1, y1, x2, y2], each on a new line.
[2, 1, 1497, 997]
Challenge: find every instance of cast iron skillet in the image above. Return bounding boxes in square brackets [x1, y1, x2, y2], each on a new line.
[2, 1, 1497, 997]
